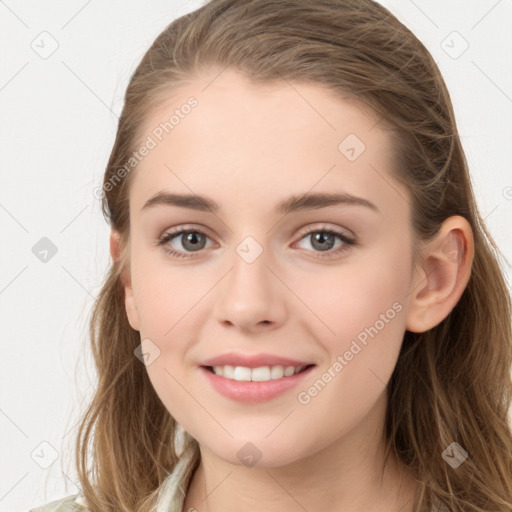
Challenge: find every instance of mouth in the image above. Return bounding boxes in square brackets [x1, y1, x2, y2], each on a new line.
[200, 363, 316, 403]
[202, 363, 316, 382]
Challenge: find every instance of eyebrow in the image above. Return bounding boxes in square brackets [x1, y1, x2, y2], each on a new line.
[141, 191, 379, 215]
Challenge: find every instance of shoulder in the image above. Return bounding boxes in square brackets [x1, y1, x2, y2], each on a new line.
[29, 494, 89, 512]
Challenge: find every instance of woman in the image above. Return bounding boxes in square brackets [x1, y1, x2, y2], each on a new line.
[31, 1, 512, 510]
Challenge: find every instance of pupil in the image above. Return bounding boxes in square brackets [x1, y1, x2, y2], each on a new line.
[313, 232, 333, 251]
[184, 232, 204, 251]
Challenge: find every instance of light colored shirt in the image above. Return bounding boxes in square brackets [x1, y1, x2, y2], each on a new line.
[28, 449, 192, 512]
[28, 494, 88, 512]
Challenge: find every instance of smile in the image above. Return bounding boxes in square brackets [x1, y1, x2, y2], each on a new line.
[200, 364, 316, 403]
[206, 364, 311, 381]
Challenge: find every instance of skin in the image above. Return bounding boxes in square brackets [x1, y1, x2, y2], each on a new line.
[110, 68, 474, 512]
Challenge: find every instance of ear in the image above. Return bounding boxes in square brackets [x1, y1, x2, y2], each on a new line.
[109, 230, 140, 331]
[405, 215, 474, 333]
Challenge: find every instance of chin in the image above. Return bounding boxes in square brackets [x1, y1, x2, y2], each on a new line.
[201, 435, 311, 470]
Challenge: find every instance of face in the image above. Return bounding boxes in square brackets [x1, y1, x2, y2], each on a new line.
[123, 68, 417, 468]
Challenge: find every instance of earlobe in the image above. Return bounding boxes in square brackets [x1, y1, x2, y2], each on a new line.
[124, 283, 141, 332]
[405, 216, 474, 333]
[109, 230, 140, 331]
[110, 230, 121, 262]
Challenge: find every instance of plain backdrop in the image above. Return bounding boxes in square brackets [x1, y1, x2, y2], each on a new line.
[1, 1, 511, 511]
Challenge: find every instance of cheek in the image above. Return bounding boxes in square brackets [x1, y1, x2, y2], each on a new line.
[130, 244, 200, 335]
[129, 247, 211, 406]
[296, 247, 409, 376]
[298, 247, 409, 342]
[326, 272, 405, 341]
[293, 248, 410, 422]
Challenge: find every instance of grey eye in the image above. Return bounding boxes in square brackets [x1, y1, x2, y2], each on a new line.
[176, 231, 208, 252]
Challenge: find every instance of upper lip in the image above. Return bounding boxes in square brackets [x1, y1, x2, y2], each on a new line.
[200, 352, 315, 369]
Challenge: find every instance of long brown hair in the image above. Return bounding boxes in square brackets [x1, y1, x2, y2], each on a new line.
[74, 1, 512, 510]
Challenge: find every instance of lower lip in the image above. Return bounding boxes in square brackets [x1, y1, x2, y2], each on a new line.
[200, 365, 315, 403]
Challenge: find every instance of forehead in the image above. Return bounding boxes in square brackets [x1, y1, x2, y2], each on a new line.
[129, 69, 406, 219]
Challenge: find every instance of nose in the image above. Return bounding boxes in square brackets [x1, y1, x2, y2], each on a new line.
[213, 243, 287, 333]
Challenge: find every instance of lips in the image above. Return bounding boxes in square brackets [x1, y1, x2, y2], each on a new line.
[200, 351, 314, 369]
[200, 364, 316, 403]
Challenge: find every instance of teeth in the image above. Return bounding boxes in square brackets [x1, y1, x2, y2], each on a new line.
[212, 364, 307, 381]
[251, 366, 270, 381]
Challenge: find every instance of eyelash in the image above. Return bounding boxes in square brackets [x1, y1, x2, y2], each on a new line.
[155, 225, 357, 261]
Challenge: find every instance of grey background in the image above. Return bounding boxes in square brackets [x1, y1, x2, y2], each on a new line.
[1, 1, 511, 511]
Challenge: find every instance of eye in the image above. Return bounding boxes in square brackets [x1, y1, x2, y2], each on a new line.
[156, 227, 215, 259]
[293, 226, 356, 259]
